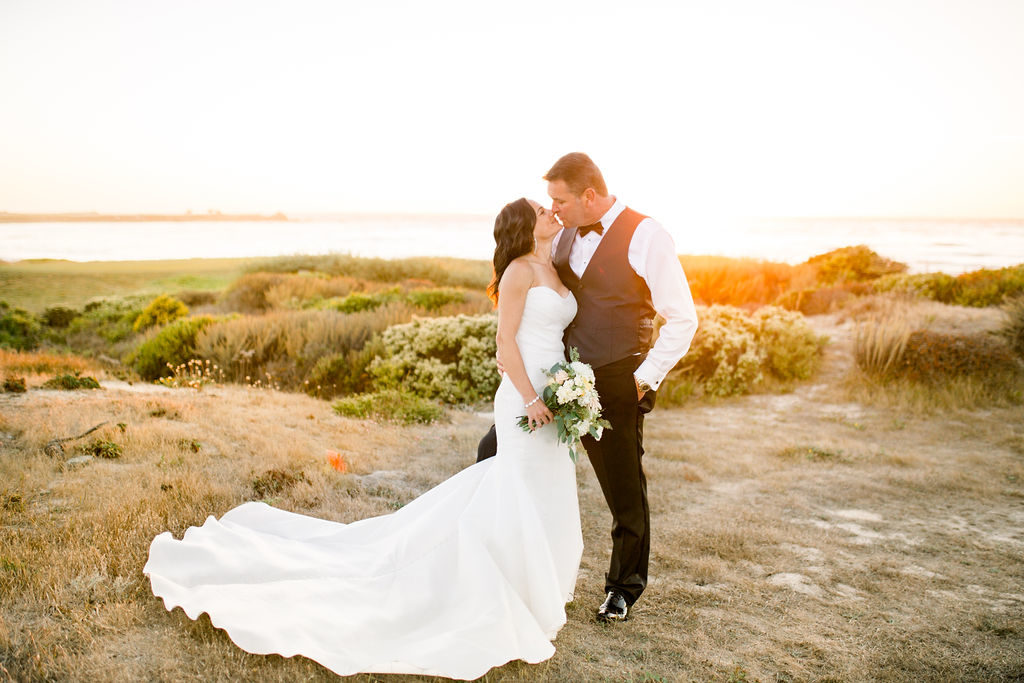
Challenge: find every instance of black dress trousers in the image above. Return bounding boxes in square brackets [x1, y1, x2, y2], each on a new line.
[581, 355, 654, 606]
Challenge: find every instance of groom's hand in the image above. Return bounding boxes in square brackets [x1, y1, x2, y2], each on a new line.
[634, 377, 648, 401]
[495, 353, 506, 376]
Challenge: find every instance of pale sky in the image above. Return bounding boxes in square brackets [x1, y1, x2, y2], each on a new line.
[1, 0, 1022, 223]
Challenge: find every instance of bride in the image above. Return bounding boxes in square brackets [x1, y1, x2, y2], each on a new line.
[144, 198, 584, 680]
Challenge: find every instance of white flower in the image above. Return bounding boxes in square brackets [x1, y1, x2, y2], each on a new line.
[553, 369, 569, 384]
[593, 424, 603, 439]
[555, 384, 575, 405]
[570, 361, 594, 381]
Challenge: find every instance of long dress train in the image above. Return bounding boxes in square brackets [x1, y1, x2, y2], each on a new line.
[144, 287, 582, 680]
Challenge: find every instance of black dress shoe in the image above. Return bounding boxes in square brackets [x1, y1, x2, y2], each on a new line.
[596, 591, 629, 622]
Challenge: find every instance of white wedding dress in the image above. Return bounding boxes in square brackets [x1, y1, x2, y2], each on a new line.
[144, 287, 583, 680]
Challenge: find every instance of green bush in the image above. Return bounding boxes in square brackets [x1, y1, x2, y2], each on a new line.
[304, 337, 386, 398]
[65, 297, 147, 352]
[873, 272, 959, 303]
[954, 265, 1024, 307]
[42, 372, 101, 390]
[368, 313, 499, 404]
[753, 306, 826, 380]
[83, 439, 122, 458]
[330, 290, 400, 314]
[323, 287, 473, 315]
[677, 305, 764, 397]
[133, 295, 189, 332]
[0, 301, 41, 351]
[42, 306, 79, 328]
[804, 245, 907, 285]
[668, 305, 824, 397]
[333, 389, 445, 424]
[2, 377, 27, 393]
[874, 265, 1024, 308]
[127, 316, 216, 381]
[406, 288, 467, 311]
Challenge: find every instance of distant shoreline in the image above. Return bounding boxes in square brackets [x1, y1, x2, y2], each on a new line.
[0, 211, 288, 223]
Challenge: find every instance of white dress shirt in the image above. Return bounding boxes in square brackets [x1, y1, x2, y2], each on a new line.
[554, 198, 698, 390]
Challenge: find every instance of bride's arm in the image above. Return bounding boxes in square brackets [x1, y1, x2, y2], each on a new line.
[496, 260, 553, 429]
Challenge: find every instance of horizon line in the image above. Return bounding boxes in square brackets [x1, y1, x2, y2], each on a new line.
[2, 210, 1023, 223]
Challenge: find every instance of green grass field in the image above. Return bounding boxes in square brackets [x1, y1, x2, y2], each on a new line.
[0, 257, 266, 312]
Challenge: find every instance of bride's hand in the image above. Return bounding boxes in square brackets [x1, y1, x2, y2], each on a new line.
[526, 400, 553, 431]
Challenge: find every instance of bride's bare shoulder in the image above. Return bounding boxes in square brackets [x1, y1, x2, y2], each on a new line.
[498, 258, 535, 293]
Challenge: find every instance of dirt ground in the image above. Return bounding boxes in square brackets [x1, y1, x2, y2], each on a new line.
[1, 313, 1022, 681]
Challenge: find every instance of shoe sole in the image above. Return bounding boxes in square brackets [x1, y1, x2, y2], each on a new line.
[595, 612, 628, 623]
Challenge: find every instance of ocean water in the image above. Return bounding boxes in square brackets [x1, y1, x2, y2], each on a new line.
[2, 215, 1023, 274]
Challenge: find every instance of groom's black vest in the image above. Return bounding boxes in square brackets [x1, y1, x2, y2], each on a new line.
[554, 207, 656, 370]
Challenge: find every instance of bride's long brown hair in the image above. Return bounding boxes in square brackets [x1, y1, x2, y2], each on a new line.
[487, 198, 535, 304]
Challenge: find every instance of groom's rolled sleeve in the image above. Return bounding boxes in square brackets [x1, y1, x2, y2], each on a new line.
[633, 225, 698, 391]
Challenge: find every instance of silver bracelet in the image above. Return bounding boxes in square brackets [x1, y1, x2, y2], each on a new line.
[524, 396, 541, 409]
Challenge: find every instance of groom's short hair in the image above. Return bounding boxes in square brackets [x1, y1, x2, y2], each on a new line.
[544, 153, 608, 197]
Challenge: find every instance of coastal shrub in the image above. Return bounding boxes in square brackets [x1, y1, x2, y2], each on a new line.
[82, 439, 122, 458]
[42, 372, 101, 390]
[774, 282, 872, 315]
[333, 389, 445, 424]
[668, 305, 824, 397]
[406, 288, 468, 311]
[954, 265, 1024, 307]
[219, 272, 290, 313]
[0, 301, 41, 351]
[899, 330, 1018, 384]
[329, 289, 401, 314]
[679, 255, 811, 309]
[174, 290, 219, 307]
[855, 315, 1020, 390]
[999, 296, 1024, 358]
[324, 287, 473, 315]
[133, 294, 189, 332]
[804, 245, 907, 284]
[304, 337, 386, 398]
[678, 305, 764, 397]
[127, 316, 216, 381]
[874, 265, 1024, 308]
[2, 377, 26, 393]
[42, 306, 79, 328]
[247, 254, 492, 290]
[753, 306, 826, 380]
[65, 297, 147, 353]
[264, 274, 362, 310]
[368, 313, 499, 404]
[195, 305, 413, 388]
[873, 272, 959, 303]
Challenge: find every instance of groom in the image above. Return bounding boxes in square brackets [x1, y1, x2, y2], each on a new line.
[480, 153, 698, 622]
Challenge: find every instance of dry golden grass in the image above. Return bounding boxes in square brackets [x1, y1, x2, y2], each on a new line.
[2, 312, 1023, 681]
[0, 349, 106, 385]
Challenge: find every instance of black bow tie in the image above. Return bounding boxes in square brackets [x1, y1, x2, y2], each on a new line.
[578, 222, 603, 237]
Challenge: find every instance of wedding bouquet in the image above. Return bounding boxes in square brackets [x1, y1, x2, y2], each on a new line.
[516, 347, 611, 463]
